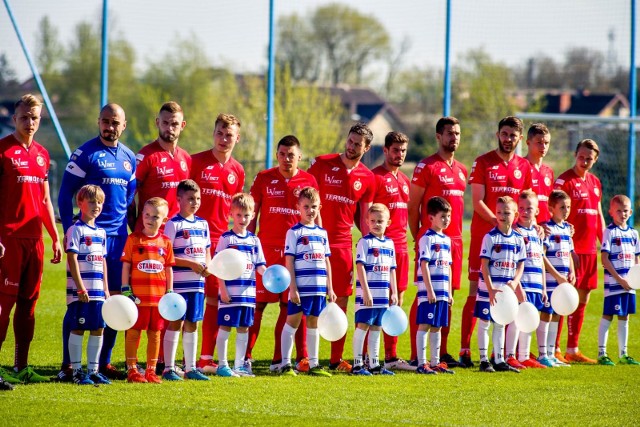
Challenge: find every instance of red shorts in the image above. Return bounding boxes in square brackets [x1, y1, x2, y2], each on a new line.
[330, 246, 353, 297]
[467, 233, 483, 282]
[204, 274, 219, 298]
[395, 251, 409, 293]
[575, 253, 598, 291]
[0, 237, 44, 299]
[450, 237, 463, 291]
[132, 305, 165, 331]
[256, 246, 287, 304]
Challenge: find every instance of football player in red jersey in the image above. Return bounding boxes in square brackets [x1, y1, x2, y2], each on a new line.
[408, 117, 467, 368]
[0, 94, 62, 384]
[524, 123, 554, 224]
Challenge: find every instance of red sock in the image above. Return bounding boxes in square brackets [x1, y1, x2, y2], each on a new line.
[440, 304, 452, 355]
[0, 293, 17, 350]
[383, 332, 398, 360]
[567, 303, 586, 349]
[295, 315, 308, 361]
[246, 308, 263, 360]
[14, 297, 37, 370]
[460, 295, 477, 351]
[330, 305, 348, 364]
[555, 316, 564, 351]
[409, 297, 418, 361]
[199, 303, 218, 359]
[272, 305, 288, 362]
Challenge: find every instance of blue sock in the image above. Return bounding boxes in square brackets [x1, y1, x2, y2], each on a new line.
[99, 326, 118, 367]
[62, 308, 73, 366]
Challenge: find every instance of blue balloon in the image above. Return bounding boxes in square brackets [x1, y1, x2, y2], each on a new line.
[381, 305, 408, 336]
[158, 292, 187, 321]
[262, 265, 291, 294]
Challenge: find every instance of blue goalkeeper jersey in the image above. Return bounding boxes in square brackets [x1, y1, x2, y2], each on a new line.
[59, 137, 136, 236]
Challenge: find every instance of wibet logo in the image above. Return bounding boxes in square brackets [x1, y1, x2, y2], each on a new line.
[324, 175, 342, 185]
[155, 166, 174, 177]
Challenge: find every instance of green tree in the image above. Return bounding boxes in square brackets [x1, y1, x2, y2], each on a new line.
[276, 13, 321, 83]
[35, 16, 64, 76]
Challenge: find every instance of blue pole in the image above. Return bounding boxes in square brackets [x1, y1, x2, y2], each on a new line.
[265, 0, 276, 169]
[100, 0, 109, 107]
[629, 0, 637, 224]
[442, 0, 452, 116]
[3, 0, 71, 159]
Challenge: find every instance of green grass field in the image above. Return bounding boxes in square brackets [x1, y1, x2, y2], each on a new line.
[1, 225, 639, 426]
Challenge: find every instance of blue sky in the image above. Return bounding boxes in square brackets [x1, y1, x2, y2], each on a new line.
[0, 0, 633, 81]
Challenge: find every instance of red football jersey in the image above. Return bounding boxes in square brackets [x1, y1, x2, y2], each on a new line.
[250, 167, 319, 247]
[190, 150, 245, 244]
[528, 160, 554, 224]
[308, 153, 375, 248]
[555, 169, 602, 254]
[0, 135, 50, 239]
[469, 151, 532, 237]
[372, 165, 410, 250]
[134, 140, 191, 231]
[411, 154, 468, 239]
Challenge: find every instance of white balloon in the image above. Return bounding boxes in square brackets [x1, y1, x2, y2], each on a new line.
[551, 283, 579, 316]
[317, 302, 348, 342]
[489, 286, 519, 325]
[515, 301, 540, 333]
[209, 248, 246, 281]
[626, 264, 640, 290]
[102, 295, 138, 331]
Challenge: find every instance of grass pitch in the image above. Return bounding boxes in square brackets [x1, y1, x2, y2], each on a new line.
[0, 225, 639, 426]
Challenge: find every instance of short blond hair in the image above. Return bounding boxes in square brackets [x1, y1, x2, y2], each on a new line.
[15, 94, 43, 110]
[231, 192, 254, 212]
[298, 186, 320, 204]
[610, 194, 631, 208]
[215, 113, 241, 129]
[496, 196, 516, 209]
[519, 189, 538, 202]
[145, 197, 169, 209]
[368, 203, 390, 217]
[77, 184, 105, 204]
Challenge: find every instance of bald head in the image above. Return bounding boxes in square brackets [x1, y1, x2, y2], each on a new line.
[98, 103, 126, 145]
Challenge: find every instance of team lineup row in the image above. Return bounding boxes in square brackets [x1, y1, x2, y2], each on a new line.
[0, 94, 634, 388]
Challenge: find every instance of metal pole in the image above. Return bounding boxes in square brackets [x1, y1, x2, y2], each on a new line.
[100, 0, 109, 107]
[443, 0, 452, 116]
[629, 0, 637, 224]
[265, 0, 276, 169]
[3, 0, 71, 159]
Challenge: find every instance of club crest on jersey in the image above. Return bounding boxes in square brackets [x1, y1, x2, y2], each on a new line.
[402, 184, 409, 194]
[523, 237, 529, 245]
[434, 244, 441, 252]
[36, 155, 45, 166]
[228, 174, 236, 184]
[514, 169, 522, 179]
[494, 244, 501, 253]
[373, 248, 379, 257]
[554, 235, 561, 244]
[594, 187, 600, 196]
[615, 237, 621, 246]
[354, 180, 362, 191]
[85, 236, 92, 246]
[544, 176, 551, 186]
[183, 230, 190, 239]
[123, 161, 132, 172]
[180, 160, 188, 171]
[293, 187, 301, 197]
[459, 171, 465, 181]
[301, 237, 309, 245]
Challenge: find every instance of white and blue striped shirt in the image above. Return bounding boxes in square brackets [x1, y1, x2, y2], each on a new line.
[355, 233, 396, 310]
[164, 215, 210, 294]
[216, 230, 266, 308]
[284, 223, 331, 297]
[601, 223, 640, 297]
[518, 224, 545, 294]
[543, 220, 574, 292]
[478, 228, 526, 303]
[416, 229, 451, 304]
[65, 220, 107, 303]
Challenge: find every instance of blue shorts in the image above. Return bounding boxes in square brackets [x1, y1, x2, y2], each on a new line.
[604, 293, 637, 316]
[417, 300, 449, 327]
[541, 290, 556, 315]
[474, 300, 493, 322]
[178, 291, 205, 323]
[218, 306, 254, 328]
[288, 295, 326, 317]
[67, 300, 105, 330]
[526, 292, 545, 312]
[106, 235, 127, 292]
[354, 307, 386, 326]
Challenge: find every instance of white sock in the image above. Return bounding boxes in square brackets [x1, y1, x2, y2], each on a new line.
[216, 329, 230, 367]
[234, 332, 248, 369]
[87, 335, 102, 373]
[352, 328, 367, 367]
[536, 320, 549, 358]
[183, 331, 197, 372]
[307, 328, 320, 368]
[164, 329, 180, 370]
[618, 319, 629, 357]
[416, 330, 428, 366]
[598, 318, 611, 357]
[69, 333, 84, 372]
[547, 321, 559, 358]
[493, 322, 505, 364]
[518, 331, 532, 362]
[368, 330, 381, 369]
[478, 320, 490, 362]
[281, 324, 296, 366]
[505, 322, 519, 358]
[429, 331, 441, 367]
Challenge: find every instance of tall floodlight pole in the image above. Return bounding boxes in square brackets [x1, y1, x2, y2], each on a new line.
[629, 0, 637, 224]
[265, 0, 276, 169]
[443, 0, 452, 116]
[3, 0, 71, 158]
[100, 0, 109, 107]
